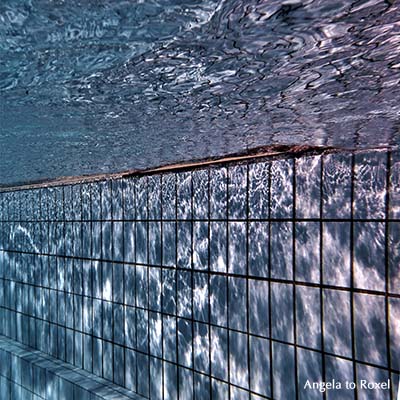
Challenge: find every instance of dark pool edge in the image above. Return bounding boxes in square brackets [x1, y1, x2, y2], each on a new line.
[0, 144, 394, 192]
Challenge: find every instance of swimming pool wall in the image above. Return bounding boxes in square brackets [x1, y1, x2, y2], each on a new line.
[0, 148, 399, 400]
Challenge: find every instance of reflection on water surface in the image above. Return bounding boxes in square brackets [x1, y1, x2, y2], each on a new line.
[1, 0, 400, 184]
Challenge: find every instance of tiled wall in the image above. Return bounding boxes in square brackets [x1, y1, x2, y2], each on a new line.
[0, 149, 399, 399]
[0, 335, 144, 400]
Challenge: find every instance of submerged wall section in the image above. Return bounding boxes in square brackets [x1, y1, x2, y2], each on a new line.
[0, 149, 399, 400]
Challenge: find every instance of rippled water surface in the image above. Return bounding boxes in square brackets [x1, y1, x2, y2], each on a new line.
[1, 0, 400, 184]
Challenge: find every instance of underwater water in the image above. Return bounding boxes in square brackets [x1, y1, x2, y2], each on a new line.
[0, 148, 399, 399]
[1, 1, 400, 399]
[1, 0, 400, 185]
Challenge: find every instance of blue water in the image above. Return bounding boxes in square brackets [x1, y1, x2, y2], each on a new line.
[1, 0, 400, 185]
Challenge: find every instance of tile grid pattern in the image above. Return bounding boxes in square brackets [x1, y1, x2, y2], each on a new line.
[0, 149, 399, 400]
[0, 334, 145, 400]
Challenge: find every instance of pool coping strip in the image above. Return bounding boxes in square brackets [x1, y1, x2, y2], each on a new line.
[0, 144, 392, 192]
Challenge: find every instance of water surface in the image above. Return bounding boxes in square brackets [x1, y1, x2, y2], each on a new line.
[1, 0, 399, 184]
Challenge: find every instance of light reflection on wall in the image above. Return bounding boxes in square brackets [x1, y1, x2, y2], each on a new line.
[0, 148, 399, 399]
